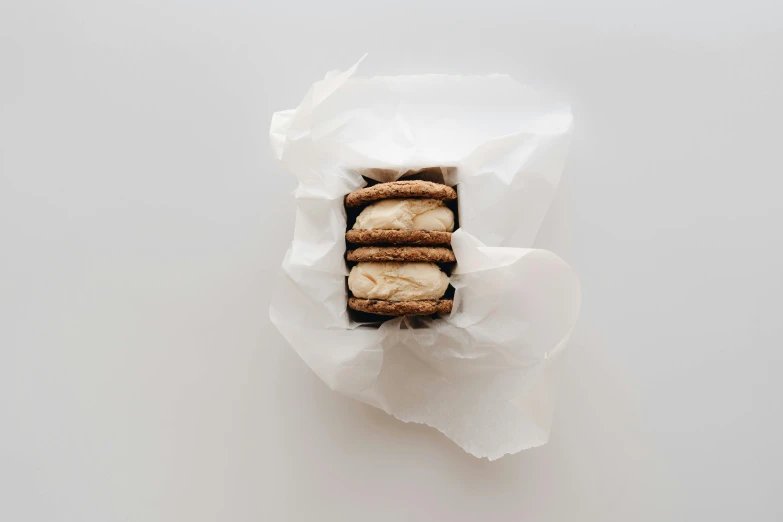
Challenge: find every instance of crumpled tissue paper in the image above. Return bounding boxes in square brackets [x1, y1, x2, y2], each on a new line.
[269, 58, 580, 460]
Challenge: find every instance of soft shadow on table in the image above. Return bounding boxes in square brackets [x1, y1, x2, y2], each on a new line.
[356, 323, 666, 516]
[271, 178, 666, 519]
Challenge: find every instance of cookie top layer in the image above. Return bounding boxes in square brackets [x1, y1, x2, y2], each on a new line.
[347, 246, 456, 263]
[348, 297, 453, 316]
[345, 180, 457, 208]
[345, 229, 452, 246]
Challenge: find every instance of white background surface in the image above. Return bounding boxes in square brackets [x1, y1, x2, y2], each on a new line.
[1, 1, 781, 521]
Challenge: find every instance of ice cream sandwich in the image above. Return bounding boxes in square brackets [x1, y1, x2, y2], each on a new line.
[347, 261, 452, 316]
[345, 180, 457, 317]
[345, 181, 457, 246]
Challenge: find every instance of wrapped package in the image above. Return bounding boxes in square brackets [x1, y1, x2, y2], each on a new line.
[269, 58, 580, 460]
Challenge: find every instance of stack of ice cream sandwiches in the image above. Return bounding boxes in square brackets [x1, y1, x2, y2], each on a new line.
[345, 180, 457, 317]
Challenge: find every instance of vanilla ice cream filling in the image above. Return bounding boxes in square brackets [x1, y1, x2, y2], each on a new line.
[348, 262, 450, 301]
[353, 199, 454, 232]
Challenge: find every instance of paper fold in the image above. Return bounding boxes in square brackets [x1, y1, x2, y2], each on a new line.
[269, 59, 579, 460]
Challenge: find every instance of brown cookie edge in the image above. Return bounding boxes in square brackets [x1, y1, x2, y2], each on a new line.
[345, 180, 457, 208]
[348, 298, 453, 316]
[346, 246, 456, 263]
[345, 229, 452, 246]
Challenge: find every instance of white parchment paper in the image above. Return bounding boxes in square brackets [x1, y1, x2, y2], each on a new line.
[268, 58, 580, 460]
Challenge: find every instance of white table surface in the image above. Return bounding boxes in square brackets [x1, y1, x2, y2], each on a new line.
[2, 1, 781, 520]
